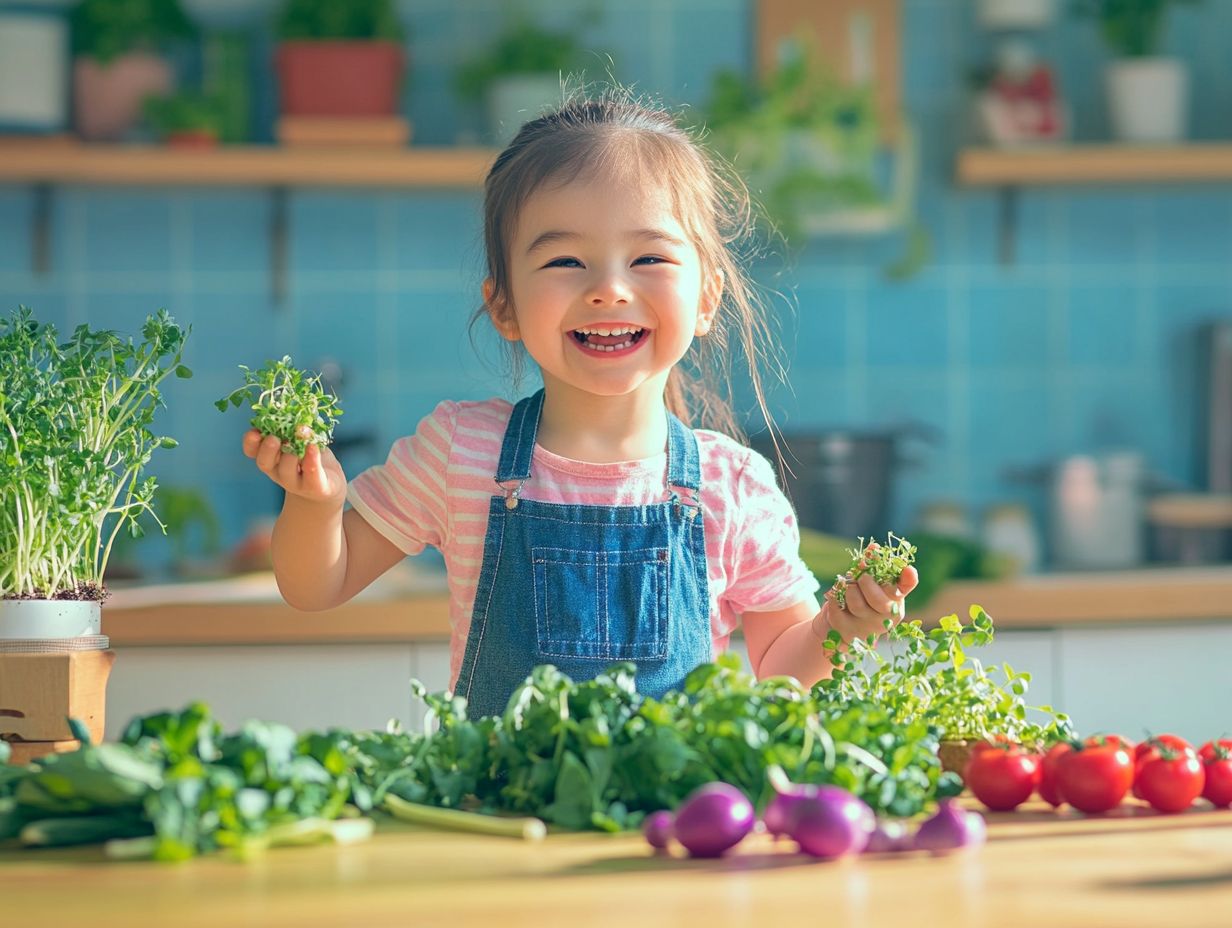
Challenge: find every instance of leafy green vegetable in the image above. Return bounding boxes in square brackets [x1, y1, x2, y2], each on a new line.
[0, 573, 1074, 858]
[0, 307, 191, 599]
[818, 605, 1073, 750]
[215, 356, 342, 458]
[830, 533, 917, 612]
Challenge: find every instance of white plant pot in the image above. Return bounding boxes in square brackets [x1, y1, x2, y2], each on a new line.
[1106, 58, 1188, 143]
[486, 73, 562, 144]
[0, 10, 69, 131]
[0, 599, 102, 640]
[977, 0, 1053, 30]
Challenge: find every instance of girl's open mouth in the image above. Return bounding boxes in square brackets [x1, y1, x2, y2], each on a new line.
[569, 326, 648, 355]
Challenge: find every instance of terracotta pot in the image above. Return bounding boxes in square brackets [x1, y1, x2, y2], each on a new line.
[73, 52, 174, 141]
[275, 41, 405, 117]
[938, 739, 979, 780]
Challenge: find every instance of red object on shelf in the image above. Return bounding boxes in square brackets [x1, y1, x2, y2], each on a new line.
[275, 41, 405, 117]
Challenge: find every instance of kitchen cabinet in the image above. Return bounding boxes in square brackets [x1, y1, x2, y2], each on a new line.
[5, 802, 1232, 927]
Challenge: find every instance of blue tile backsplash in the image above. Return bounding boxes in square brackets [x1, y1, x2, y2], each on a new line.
[3, 0, 1231, 567]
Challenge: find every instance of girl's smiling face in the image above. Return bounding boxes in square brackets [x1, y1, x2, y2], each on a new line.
[487, 174, 719, 405]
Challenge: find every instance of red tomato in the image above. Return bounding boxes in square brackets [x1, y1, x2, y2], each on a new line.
[964, 746, 1041, 812]
[1084, 733, 1136, 754]
[1198, 739, 1232, 764]
[1202, 757, 1232, 808]
[1136, 752, 1205, 813]
[1133, 734, 1193, 761]
[1056, 745, 1134, 814]
[1133, 736, 1198, 800]
[1037, 742, 1074, 808]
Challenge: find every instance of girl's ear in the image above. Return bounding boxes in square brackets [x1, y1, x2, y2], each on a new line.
[695, 269, 724, 337]
[483, 278, 520, 341]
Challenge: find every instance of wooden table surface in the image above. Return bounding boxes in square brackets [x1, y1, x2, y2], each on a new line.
[4, 802, 1232, 928]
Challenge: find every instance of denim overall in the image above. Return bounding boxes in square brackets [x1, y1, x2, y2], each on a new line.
[454, 389, 713, 718]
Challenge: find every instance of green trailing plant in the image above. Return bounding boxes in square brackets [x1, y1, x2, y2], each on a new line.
[1072, 0, 1202, 57]
[70, 0, 196, 64]
[0, 307, 191, 600]
[143, 92, 225, 140]
[455, 14, 594, 102]
[275, 0, 404, 41]
[818, 605, 1074, 750]
[215, 356, 343, 458]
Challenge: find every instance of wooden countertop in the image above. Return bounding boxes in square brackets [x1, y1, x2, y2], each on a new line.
[96, 565, 1232, 647]
[4, 801, 1231, 927]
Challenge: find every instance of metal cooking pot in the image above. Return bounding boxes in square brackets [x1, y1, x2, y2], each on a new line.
[751, 426, 936, 538]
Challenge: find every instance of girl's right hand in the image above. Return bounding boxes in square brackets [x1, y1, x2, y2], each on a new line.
[243, 429, 348, 507]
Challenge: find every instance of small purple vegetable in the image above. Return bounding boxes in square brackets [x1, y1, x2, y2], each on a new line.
[672, 783, 756, 858]
[865, 818, 911, 854]
[642, 810, 674, 851]
[788, 785, 875, 859]
[763, 784, 819, 839]
[913, 800, 987, 855]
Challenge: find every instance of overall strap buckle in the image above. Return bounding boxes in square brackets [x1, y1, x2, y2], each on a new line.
[496, 478, 526, 510]
[670, 486, 701, 520]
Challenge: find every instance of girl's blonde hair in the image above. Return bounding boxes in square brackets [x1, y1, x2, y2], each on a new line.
[472, 89, 786, 443]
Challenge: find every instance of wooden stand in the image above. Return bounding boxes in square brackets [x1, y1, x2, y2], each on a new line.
[0, 649, 115, 763]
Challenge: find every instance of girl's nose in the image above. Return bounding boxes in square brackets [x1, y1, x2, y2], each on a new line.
[586, 270, 632, 306]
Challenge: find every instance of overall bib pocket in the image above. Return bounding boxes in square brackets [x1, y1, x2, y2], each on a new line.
[531, 545, 669, 661]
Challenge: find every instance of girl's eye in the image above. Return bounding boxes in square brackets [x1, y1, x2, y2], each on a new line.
[634, 255, 667, 266]
[544, 257, 583, 268]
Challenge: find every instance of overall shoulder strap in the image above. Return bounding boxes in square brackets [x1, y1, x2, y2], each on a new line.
[494, 389, 544, 483]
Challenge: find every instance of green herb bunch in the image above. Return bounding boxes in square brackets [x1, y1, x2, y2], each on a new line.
[0, 307, 190, 599]
[818, 606, 1074, 750]
[830, 532, 917, 611]
[276, 0, 404, 41]
[215, 356, 342, 458]
[0, 705, 367, 860]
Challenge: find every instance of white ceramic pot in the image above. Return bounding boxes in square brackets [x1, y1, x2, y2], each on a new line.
[486, 73, 562, 144]
[0, 599, 102, 640]
[1106, 57, 1188, 143]
[0, 10, 69, 131]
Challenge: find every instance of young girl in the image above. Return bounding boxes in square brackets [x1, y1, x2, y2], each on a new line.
[243, 94, 918, 719]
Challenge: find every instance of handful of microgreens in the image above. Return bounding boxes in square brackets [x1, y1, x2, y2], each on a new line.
[215, 357, 342, 458]
[829, 533, 917, 616]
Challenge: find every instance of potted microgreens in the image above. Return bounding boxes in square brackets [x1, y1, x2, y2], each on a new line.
[214, 356, 343, 457]
[274, 0, 406, 119]
[0, 307, 191, 764]
[1073, 0, 1201, 142]
[455, 12, 594, 144]
[69, 0, 196, 141]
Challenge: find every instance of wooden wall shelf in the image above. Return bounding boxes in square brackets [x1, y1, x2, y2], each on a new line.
[0, 138, 496, 187]
[0, 139, 497, 301]
[957, 143, 1232, 187]
[955, 143, 1232, 262]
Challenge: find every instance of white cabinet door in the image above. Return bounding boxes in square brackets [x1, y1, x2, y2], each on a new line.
[1057, 624, 1232, 744]
[106, 645, 416, 739]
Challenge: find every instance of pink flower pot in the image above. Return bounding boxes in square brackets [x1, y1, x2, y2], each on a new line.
[73, 53, 173, 141]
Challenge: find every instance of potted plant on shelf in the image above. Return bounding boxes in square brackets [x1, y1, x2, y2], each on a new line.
[0, 307, 191, 765]
[455, 13, 594, 144]
[69, 0, 196, 141]
[274, 0, 406, 128]
[1073, 0, 1201, 143]
[143, 91, 225, 147]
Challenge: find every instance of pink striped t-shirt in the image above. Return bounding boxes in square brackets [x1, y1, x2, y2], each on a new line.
[347, 398, 821, 688]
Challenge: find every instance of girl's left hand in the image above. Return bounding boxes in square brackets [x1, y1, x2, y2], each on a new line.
[819, 566, 919, 645]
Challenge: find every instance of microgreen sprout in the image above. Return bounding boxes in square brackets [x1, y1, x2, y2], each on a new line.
[830, 532, 917, 612]
[0, 307, 191, 600]
[215, 356, 342, 458]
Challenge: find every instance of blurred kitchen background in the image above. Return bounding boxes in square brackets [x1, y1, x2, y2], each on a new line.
[2, 0, 1231, 593]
